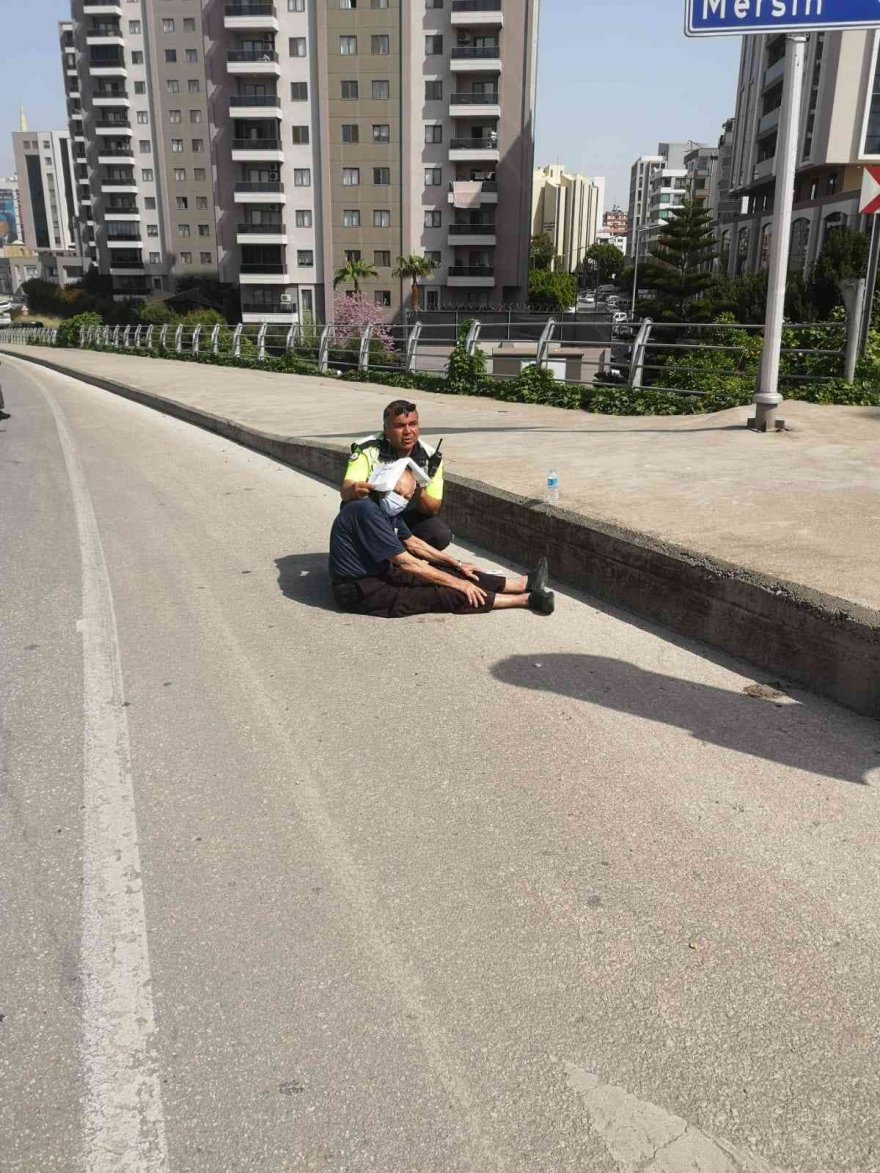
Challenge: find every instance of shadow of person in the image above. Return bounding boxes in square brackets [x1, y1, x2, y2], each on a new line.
[491, 654, 879, 786]
[274, 554, 336, 612]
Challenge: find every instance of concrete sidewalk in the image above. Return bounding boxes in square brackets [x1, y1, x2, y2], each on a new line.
[4, 344, 880, 716]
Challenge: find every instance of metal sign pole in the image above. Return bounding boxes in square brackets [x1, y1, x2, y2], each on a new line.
[860, 215, 880, 355]
[750, 33, 808, 432]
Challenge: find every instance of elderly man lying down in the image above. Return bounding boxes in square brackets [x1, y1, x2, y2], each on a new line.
[329, 458, 554, 619]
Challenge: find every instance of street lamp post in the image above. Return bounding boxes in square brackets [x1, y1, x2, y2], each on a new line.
[630, 224, 652, 319]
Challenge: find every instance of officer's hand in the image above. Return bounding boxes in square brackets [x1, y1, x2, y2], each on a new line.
[459, 562, 482, 582]
[350, 482, 372, 500]
[454, 580, 488, 608]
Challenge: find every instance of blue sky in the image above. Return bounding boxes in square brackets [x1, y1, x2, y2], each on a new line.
[0, 0, 742, 207]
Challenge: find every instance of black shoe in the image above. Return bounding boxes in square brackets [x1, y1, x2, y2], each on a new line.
[527, 556, 549, 594]
[0, 410, 9, 421]
[528, 589, 555, 616]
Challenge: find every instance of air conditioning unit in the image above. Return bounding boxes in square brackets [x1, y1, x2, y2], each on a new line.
[279, 293, 293, 305]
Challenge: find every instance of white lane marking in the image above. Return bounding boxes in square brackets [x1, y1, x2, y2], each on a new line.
[563, 1062, 785, 1173]
[41, 380, 168, 1172]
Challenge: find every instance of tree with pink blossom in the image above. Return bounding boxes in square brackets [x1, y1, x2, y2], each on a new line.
[332, 292, 396, 354]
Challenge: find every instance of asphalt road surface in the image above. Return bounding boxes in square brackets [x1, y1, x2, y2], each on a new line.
[2, 356, 879, 1173]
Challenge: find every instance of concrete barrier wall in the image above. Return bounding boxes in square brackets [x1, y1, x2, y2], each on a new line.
[8, 349, 880, 720]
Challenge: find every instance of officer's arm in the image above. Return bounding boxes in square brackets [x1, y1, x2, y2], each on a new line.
[341, 449, 372, 502]
[414, 462, 444, 517]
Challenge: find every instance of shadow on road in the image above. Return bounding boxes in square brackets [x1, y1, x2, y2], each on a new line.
[491, 654, 879, 786]
[275, 554, 336, 611]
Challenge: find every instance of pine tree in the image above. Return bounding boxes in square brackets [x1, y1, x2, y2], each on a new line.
[640, 200, 718, 320]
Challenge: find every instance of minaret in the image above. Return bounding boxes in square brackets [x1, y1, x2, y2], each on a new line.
[18, 104, 27, 133]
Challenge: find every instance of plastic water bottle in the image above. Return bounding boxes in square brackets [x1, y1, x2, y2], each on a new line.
[546, 469, 559, 506]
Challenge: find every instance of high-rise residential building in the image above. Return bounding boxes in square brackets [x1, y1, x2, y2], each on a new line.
[684, 144, 718, 209]
[626, 142, 696, 256]
[603, 205, 628, 237]
[531, 164, 604, 272]
[724, 31, 872, 278]
[0, 178, 22, 245]
[62, 0, 540, 319]
[12, 126, 81, 252]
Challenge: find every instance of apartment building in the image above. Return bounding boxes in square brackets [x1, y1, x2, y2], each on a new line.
[63, 0, 539, 320]
[684, 144, 718, 210]
[12, 128, 81, 252]
[602, 205, 627, 237]
[531, 164, 604, 272]
[723, 31, 875, 277]
[626, 144, 693, 257]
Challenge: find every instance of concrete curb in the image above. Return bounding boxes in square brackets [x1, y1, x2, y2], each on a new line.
[7, 347, 880, 720]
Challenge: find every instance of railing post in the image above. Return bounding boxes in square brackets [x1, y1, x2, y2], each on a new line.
[123, 325, 131, 348]
[285, 323, 298, 353]
[134, 325, 143, 349]
[464, 319, 482, 355]
[840, 278, 867, 385]
[145, 325, 154, 349]
[174, 324, 183, 353]
[257, 322, 268, 361]
[192, 324, 202, 355]
[211, 324, 220, 355]
[317, 324, 331, 373]
[536, 318, 557, 369]
[79, 326, 86, 346]
[627, 318, 654, 390]
[405, 321, 423, 372]
[113, 325, 121, 347]
[232, 323, 243, 358]
[358, 324, 373, 371]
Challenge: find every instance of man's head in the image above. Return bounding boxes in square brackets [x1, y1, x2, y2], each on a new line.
[383, 400, 419, 456]
[394, 468, 418, 502]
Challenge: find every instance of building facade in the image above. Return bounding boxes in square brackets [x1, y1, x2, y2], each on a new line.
[0, 178, 22, 245]
[12, 129, 81, 253]
[602, 205, 627, 237]
[62, 0, 539, 319]
[626, 143, 699, 256]
[531, 164, 604, 273]
[723, 31, 875, 277]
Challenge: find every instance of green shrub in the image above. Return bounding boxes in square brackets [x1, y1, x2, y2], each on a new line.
[55, 312, 103, 348]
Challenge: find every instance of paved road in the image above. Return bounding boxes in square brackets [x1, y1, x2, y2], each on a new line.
[2, 356, 879, 1173]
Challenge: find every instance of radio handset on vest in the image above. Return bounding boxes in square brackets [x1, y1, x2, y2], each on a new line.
[426, 440, 443, 478]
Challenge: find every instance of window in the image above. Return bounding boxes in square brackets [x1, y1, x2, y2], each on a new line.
[425, 35, 443, 54]
[373, 167, 390, 185]
[373, 209, 391, 227]
[137, 110, 149, 124]
[374, 249, 391, 266]
[169, 109, 182, 123]
[190, 110, 202, 124]
[425, 80, 442, 100]
[372, 80, 390, 99]
[295, 209, 312, 227]
[290, 81, 308, 100]
[288, 0, 305, 9]
[166, 79, 179, 94]
[176, 196, 188, 210]
[144, 196, 156, 210]
[344, 249, 362, 262]
[141, 168, 154, 181]
[425, 125, 442, 144]
[188, 79, 200, 93]
[179, 223, 191, 236]
[340, 36, 357, 55]
[128, 20, 141, 33]
[293, 168, 311, 186]
[374, 290, 391, 306]
[289, 37, 306, 57]
[341, 80, 358, 99]
[424, 167, 442, 186]
[149, 252, 161, 263]
[372, 124, 390, 143]
[129, 49, 142, 64]
[373, 0, 389, 7]
[194, 167, 206, 181]
[427, 0, 443, 7]
[171, 139, 183, 152]
[343, 209, 361, 227]
[174, 167, 186, 181]
[162, 18, 175, 32]
[297, 250, 314, 266]
[165, 49, 177, 63]
[424, 210, 441, 227]
[341, 0, 357, 6]
[134, 81, 146, 94]
[342, 167, 360, 186]
[200, 251, 212, 264]
[342, 124, 359, 144]
[291, 125, 310, 144]
[192, 139, 204, 152]
[196, 196, 208, 210]
[372, 35, 390, 55]
[180, 252, 192, 263]
[147, 224, 159, 236]
[198, 224, 210, 237]
[183, 18, 196, 32]
[425, 250, 442, 265]
[425, 289, 439, 310]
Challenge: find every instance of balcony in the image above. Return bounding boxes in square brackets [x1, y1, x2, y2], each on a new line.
[237, 221, 287, 244]
[224, 2, 279, 32]
[449, 91, 501, 118]
[234, 180, 286, 203]
[448, 265, 495, 286]
[89, 48, 126, 76]
[103, 181, 138, 194]
[449, 223, 497, 245]
[109, 258, 145, 272]
[447, 179, 498, 205]
[230, 94, 281, 118]
[98, 145, 135, 164]
[241, 302, 293, 322]
[239, 261, 289, 284]
[96, 118, 132, 134]
[107, 232, 143, 245]
[86, 24, 124, 45]
[451, 0, 504, 26]
[105, 207, 140, 219]
[231, 136, 284, 162]
[450, 46, 502, 72]
[92, 89, 129, 106]
[83, 2, 123, 13]
[449, 136, 500, 162]
[226, 48, 281, 76]
[759, 106, 781, 136]
[753, 156, 776, 183]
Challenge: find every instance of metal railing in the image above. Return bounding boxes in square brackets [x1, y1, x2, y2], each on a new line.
[227, 49, 279, 63]
[225, 1, 277, 14]
[450, 138, 498, 150]
[448, 265, 494, 277]
[237, 222, 285, 233]
[232, 137, 282, 150]
[450, 93, 500, 104]
[450, 46, 501, 59]
[452, 0, 502, 9]
[235, 180, 283, 193]
[230, 95, 280, 107]
[449, 224, 496, 235]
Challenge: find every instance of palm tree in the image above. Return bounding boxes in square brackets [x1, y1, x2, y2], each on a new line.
[393, 254, 438, 311]
[332, 258, 378, 295]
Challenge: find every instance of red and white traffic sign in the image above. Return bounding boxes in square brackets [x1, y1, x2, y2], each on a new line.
[860, 166, 880, 216]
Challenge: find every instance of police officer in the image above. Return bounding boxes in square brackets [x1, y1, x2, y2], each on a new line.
[340, 399, 452, 550]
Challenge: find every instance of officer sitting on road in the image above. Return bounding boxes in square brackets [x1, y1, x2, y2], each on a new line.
[330, 458, 554, 619]
[340, 399, 452, 550]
